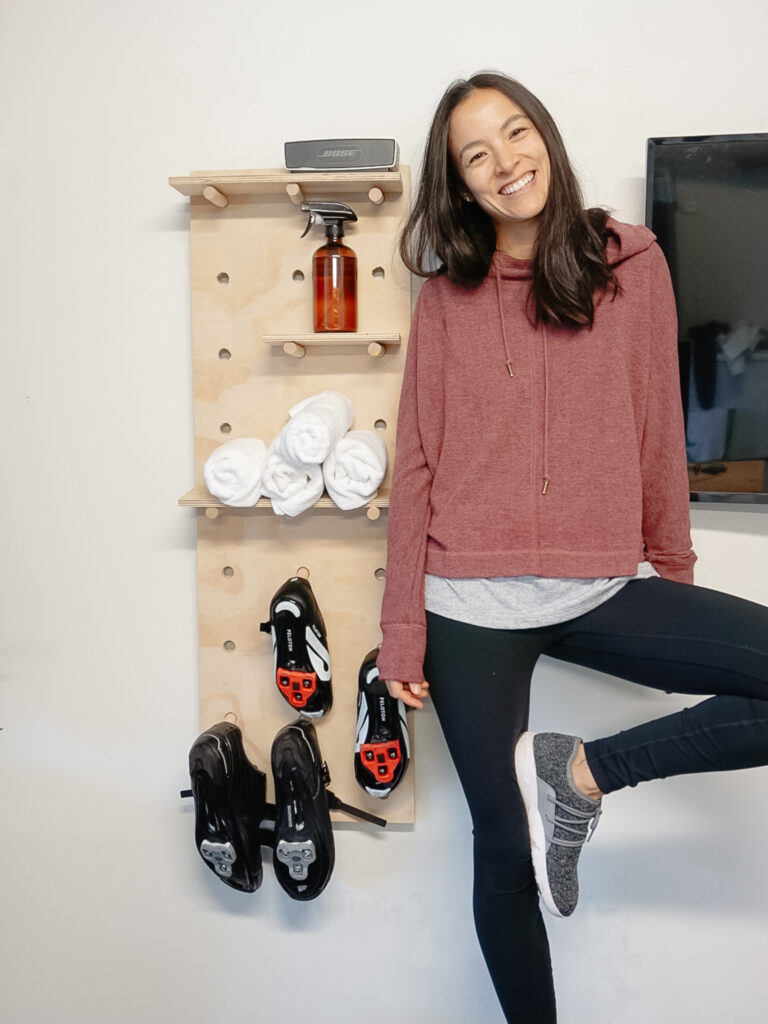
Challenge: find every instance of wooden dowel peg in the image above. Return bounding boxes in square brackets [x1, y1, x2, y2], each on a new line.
[204, 506, 220, 519]
[202, 186, 229, 209]
[286, 183, 305, 207]
[368, 187, 385, 206]
[283, 341, 306, 358]
[367, 342, 385, 358]
[366, 504, 381, 521]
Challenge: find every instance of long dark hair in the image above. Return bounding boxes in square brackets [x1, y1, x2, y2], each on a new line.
[400, 71, 619, 327]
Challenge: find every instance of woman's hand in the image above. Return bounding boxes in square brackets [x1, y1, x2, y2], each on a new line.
[385, 678, 430, 710]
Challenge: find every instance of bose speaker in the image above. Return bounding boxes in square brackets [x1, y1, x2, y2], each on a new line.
[284, 138, 399, 172]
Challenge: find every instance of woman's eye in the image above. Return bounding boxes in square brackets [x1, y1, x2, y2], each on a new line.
[509, 127, 527, 139]
[467, 151, 485, 165]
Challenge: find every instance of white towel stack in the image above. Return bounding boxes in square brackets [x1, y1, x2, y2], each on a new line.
[261, 441, 325, 517]
[323, 430, 388, 510]
[274, 390, 355, 466]
[202, 438, 267, 507]
[200, 391, 386, 516]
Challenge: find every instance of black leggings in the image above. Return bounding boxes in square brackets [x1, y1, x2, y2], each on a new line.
[423, 578, 768, 1024]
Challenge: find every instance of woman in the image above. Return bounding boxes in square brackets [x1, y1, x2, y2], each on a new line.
[376, 71, 768, 1023]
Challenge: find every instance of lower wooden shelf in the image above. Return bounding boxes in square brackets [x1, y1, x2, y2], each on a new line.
[179, 488, 389, 518]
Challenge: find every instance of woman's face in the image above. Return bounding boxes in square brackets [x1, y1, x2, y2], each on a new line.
[448, 87, 551, 257]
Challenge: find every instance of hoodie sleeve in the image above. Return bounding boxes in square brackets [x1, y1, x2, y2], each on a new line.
[376, 287, 438, 683]
[640, 243, 697, 584]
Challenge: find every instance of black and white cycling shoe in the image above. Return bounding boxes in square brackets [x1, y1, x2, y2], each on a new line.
[260, 576, 332, 718]
[271, 718, 335, 901]
[354, 648, 409, 799]
[188, 721, 267, 893]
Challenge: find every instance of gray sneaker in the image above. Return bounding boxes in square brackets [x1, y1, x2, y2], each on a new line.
[514, 732, 602, 918]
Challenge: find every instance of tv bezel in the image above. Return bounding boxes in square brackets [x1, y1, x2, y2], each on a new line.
[645, 132, 768, 506]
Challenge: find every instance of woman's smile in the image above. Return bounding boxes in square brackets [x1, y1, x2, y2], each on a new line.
[499, 170, 535, 195]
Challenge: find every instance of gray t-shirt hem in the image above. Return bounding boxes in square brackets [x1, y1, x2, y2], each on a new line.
[424, 562, 658, 630]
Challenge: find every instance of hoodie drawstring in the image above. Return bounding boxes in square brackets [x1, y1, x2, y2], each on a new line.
[494, 269, 515, 377]
[495, 267, 550, 494]
[541, 325, 550, 495]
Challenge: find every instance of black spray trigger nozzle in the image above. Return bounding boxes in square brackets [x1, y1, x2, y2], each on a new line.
[299, 200, 357, 238]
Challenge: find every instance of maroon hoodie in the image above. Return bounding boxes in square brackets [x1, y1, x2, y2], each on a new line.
[377, 219, 696, 684]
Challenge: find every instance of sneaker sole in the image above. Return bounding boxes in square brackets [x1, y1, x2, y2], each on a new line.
[514, 731, 564, 919]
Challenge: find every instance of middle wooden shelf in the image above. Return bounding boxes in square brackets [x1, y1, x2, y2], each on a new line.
[263, 332, 401, 358]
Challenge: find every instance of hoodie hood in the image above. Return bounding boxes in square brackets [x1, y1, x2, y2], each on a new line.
[604, 218, 656, 266]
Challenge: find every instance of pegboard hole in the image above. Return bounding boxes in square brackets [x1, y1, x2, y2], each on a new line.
[374, 568, 386, 581]
[223, 640, 236, 652]
[292, 270, 305, 282]
[374, 418, 387, 432]
[220, 423, 232, 434]
[372, 266, 385, 279]
[217, 272, 230, 284]
[222, 566, 235, 578]
[218, 348, 231, 360]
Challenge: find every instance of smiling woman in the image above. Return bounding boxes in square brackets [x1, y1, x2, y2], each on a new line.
[376, 68, 768, 1024]
[399, 70, 619, 325]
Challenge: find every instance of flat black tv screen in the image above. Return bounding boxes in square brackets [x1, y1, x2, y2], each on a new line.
[645, 133, 768, 503]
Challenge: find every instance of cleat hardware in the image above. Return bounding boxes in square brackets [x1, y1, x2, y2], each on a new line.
[276, 839, 317, 880]
[277, 668, 318, 709]
[359, 740, 402, 785]
[200, 840, 236, 879]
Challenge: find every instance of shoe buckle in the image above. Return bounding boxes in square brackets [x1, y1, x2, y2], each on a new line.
[276, 668, 318, 709]
[359, 740, 402, 784]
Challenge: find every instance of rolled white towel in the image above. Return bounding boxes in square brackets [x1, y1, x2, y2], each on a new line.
[261, 441, 324, 517]
[275, 390, 354, 466]
[323, 430, 388, 510]
[203, 438, 267, 507]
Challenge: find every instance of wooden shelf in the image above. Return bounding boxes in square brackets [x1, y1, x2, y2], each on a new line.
[179, 488, 388, 523]
[179, 487, 389, 510]
[264, 332, 401, 358]
[264, 333, 400, 346]
[169, 169, 404, 202]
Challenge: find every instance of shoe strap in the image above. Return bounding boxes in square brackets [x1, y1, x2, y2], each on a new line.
[179, 786, 387, 829]
[326, 790, 387, 828]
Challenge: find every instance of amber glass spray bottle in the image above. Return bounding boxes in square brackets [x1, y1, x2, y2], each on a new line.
[300, 201, 358, 332]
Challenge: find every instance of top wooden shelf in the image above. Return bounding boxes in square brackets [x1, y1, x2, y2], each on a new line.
[169, 169, 404, 200]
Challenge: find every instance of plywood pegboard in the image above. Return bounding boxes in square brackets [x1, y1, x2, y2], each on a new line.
[173, 169, 414, 823]
[196, 509, 413, 823]
[178, 170, 412, 493]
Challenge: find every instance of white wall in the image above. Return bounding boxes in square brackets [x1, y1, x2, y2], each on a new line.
[1, 2, 766, 1022]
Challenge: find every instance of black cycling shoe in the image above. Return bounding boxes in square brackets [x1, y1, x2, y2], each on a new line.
[260, 576, 332, 718]
[354, 648, 410, 798]
[271, 718, 335, 901]
[188, 721, 267, 893]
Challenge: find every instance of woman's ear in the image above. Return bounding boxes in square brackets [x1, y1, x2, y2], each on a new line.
[462, 193, 474, 203]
